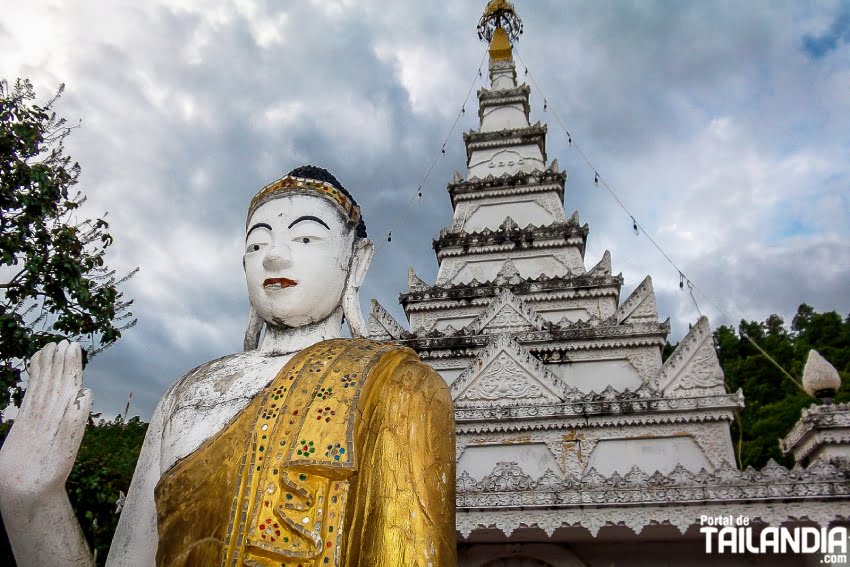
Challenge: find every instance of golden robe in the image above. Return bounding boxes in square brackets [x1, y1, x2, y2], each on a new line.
[154, 338, 456, 567]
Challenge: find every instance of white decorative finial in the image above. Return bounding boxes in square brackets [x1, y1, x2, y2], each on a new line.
[802, 350, 841, 402]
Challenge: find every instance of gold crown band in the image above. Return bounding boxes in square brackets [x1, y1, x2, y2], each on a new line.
[248, 175, 362, 228]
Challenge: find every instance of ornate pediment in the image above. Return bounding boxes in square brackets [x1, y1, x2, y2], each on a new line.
[451, 333, 571, 406]
[367, 299, 406, 341]
[407, 266, 430, 292]
[658, 316, 726, 396]
[586, 250, 611, 278]
[466, 288, 547, 334]
[616, 275, 658, 324]
[493, 258, 522, 285]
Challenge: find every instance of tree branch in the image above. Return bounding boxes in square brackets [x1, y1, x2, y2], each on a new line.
[0, 268, 26, 289]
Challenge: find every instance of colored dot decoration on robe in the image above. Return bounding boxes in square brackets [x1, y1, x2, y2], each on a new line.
[296, 439, 316, 456]
[324, 443, 345, 461]
[315, 406, 337, 422]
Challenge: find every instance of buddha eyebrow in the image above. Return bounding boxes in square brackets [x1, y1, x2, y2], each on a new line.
[288, 215, 330, 230]
[246, 222, 272, 239]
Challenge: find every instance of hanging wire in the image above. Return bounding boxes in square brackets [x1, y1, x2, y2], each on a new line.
[687, 280, 702, 316]
[374, 46, 489, 254]
[514, 48, 805, 395]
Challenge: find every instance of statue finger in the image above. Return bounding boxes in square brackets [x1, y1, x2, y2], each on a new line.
[55, 388, 92, 459]
[67, 342, 84, 391]
[28, 342, 58, 412]
[55, 340, 81, 394]
[19, 349, 43, 415]
[69, 388, 92, 437]
[42, 341, 74, 426]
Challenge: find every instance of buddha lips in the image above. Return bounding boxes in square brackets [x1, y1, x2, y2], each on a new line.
[263, 277, 298, 289]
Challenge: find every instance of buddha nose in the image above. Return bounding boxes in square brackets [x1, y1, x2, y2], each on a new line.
[262, 242, 293, 270]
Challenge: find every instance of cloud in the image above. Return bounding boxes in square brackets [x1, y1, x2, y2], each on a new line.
[2, 0, 849, 419]
[802, 2, 850, 59]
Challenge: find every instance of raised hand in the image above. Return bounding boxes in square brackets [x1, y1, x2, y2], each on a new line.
[0, 340, 92, 500]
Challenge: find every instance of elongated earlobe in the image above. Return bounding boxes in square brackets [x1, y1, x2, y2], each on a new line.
[243, 305, 264, 351]
[342, 287, 366, 338]
[342, 238, 374, 338]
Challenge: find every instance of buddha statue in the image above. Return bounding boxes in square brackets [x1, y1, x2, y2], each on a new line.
[0, 165, 457, 567]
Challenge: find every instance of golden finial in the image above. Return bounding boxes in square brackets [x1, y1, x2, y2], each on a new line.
[477, 0, 523, 44]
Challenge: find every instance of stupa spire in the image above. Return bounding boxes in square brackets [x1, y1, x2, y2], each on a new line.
[478, 0, 523, 62]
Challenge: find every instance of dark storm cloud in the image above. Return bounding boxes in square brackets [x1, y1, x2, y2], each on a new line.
[2, 0, 848, 418]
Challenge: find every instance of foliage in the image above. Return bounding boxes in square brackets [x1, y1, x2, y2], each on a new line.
[67, 415, 148, 565]
[0, 78, 136, 411]
[713, 304, 850, 469]
[0, 415, 147, 566]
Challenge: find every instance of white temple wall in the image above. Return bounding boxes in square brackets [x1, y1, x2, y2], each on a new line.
[812, 444, 850, 463]
[435, 367, 465, 386]
[410, 305, 485, 332]
[489, 70, 517, 90]
[437, 248, 585, 285]
[546, 345, 662, 387]
[407, 310, 428, 333]
[425, 357, 475, 388]
[406, 292, 620, 335]
[451, 191, 566, 232]
[532, 294, 620, 322]
[434, 315, 479, 332]
[549, 358, 643, 393]
[458, 443, 561, 481]
[456, 418, 735, 481]
[480, 103, 529, 132]
[584, 435, 712, 475]
[535, 307, 590, 323]
[468, 145, 545, 178]
[463, 200, 553, 232]
[561, 420, 736, 473]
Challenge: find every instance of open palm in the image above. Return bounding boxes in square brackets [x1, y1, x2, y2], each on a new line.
[0, 341, 92, 495]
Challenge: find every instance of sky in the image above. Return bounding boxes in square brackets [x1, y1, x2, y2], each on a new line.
[2, 0, 849, 420]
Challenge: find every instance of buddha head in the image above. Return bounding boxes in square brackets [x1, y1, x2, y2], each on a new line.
[242, 165, 373, 349]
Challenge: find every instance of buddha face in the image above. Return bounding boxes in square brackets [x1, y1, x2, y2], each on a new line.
[244, 194, 358, 328]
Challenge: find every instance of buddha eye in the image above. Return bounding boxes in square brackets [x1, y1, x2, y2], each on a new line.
[252, 244, 260, 251]
[301, 237, 311, 244]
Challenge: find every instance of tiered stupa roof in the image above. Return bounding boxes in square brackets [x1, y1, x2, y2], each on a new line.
[368, 1, 849, 556]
